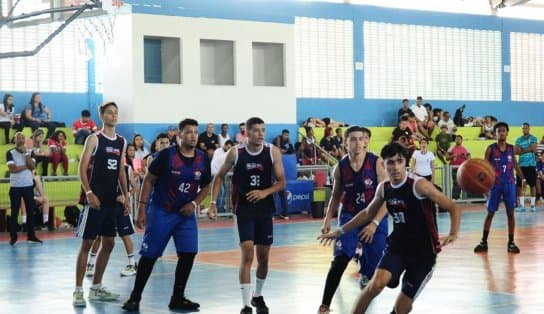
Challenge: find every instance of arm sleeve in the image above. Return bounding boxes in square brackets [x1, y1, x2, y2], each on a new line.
[6, 150, 13, 164]
[201, 154, 212, 186]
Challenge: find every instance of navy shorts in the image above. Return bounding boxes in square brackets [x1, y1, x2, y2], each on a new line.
[140, 206, 198, 259]
[487, 182, 517, 212]
[235, 212, 273, 245]
[77, 204, 117, 239]
[115, 203, 135, 237]
[516, 166, 537, 188]
[377, 247, 436, 299]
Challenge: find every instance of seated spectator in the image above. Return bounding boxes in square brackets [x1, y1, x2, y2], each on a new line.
[320, 127, 342, 161]
[435, 125, 453, 164]
[410, 96, 433, 139]
[407, 112, 425, 141]
[301, 126, 318, 165]
[479, 116, 496, 139]
[235, 122, 248, 144]
[211, 140, 234, 213]
[432, 108, 443, 125]
[218, 123, 231, 147]
[19, 92, 64, 139]
[72, 109, 97, 145]
[198, 123, 220, 159]
[391, 116, 417, 157]
[274, 129, 294, 154]
[423, 103, 436, 136]
[397, 98, 413, 122]
[48, 130, 69, 176]
[303, 117, 348, 128]
[438, 111, 457, 135]
[1, 94, 15, 144]
[26, 129, 50, 176]
[167, 125, 178, 146]
[333, 127, 345, 154]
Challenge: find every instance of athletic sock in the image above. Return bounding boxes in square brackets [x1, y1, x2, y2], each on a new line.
[530, 197, 536, 207]
[130, 256, 156, 300]
[241, 283, 252, 307]
[128, 254, 135, 266]
[519, 196, 525, 208]
[254, 278, 265, 297]
[172, 253, 196, 298]
[89, 253, 97, 265]
[22, 215, 27, 224]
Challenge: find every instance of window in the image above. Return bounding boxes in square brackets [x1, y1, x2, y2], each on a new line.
[363, 22, 502, 101]
[252, 42, 284, 86]
[510, 32, 544, 102]
[295, 17, 354, 98]
[200, 39, 235, 85]
[143, 36, 182, 84]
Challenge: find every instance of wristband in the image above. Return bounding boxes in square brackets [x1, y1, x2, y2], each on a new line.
[139, 201, 147, 204]
[85, 190, 93, 195]
[210, 200, 217, 205]
[191, 201, 198, 208]
[372, 219, 380, 227]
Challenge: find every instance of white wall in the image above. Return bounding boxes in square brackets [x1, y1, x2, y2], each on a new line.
[104, 14, 296, 124]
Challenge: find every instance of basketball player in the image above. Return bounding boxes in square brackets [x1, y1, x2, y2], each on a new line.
[474, 122, 525, 254]
[73, 102, 130, 307]
[318, 126, 389, 314]
[122, 118, 212, 312]
[319, 142, 460, 314]
[209, 117, 286, 314]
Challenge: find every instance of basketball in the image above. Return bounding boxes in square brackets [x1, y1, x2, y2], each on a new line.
[456, 158, 495, 194]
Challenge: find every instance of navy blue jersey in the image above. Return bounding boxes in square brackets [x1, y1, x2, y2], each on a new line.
[338, 153, 379, 214]
[148, 146, 211, 212]
[488, 143, 516, 185]
[383, 173, 440, 255]
[81, 132, 125, 206]
[232, 143, 275, 214]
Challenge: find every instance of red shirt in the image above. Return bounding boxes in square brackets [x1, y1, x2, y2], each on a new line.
[72, 119, 97, 133]
[48, 138, 66, 150]
[448, 145, 470, 166]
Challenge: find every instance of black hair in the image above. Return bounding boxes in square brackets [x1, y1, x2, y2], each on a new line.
[51, 130, 67, 142]
[224, 140, 234, 146]
[81, 109, 91, 117]
[455, 134, 463, 140]
[132, 134, 144, 149]
[221, 123, 228, 128]
[493, 121, 509, 132]
[99, 101, 118, 115]
[380, 142, 408, 160]
[156, 132, 169, 140]
[416, 96, 422, 100]
[523, 122, 530, 127]
[281, 129, 289, 134]
[246, 117, 265, 130]
[178, 118, 198, 131]
[402, 98, 409, 103]
[2, 93, 13, 112]
[345, 126, 372, 139]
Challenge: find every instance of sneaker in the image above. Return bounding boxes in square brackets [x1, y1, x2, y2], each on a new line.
[88, 286, 120, 301]
[530, 205, 536, 212]
[86, 263, 95, 277]
[251, 296, 269, 314]
[120, 264, 137, 276]
[73, 289, 86, 307]
[318, 304, 330, 314]
[168, 296, 200, 310]
[516, 207, 526, 212]
[359, 275, 370, 289]
[27, 236, 43, 244]
[122, 297, 140, 312]
[278, 215, 289, 220]
[507, 242, 520, 254]
[474, 241, 488, 253]
[9, 236, 17, 246]
[241, 306, 253, 314]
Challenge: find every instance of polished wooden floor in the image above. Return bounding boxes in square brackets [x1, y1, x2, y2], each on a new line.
[1, 205, 543, 313]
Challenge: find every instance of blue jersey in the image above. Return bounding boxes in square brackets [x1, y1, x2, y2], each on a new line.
[81, 132, 125, 206]
[488, 143, 516, 185]
[148, 146, 211, 212]
[338, 153, 379, 214]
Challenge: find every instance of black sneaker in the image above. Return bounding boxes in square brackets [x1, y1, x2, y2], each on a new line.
[474, 241, 488, 253]
[9, 236, 17, 246]
[168, 296, 200, 310]
[241, 306, 253, 314]
[27, 236, 43, 244]
[508, 242, 520, 254]
[251, 296, 269, 314]
[122, 297, 140, 312]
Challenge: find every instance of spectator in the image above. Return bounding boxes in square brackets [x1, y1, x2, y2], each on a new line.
[235, 122, 248, 144]
[453, 104, 466, 126]
[211, 140, 234, 213]
[48, 130, 69, 176]
[304, 117, 348, 128]
[423, 103, 436, 137]
[301, 126, 318, 165]
[167, 125, 178, 146]
[198, 123, 220, 159]
[131, 134, 148, 182]
[26, 129, 50, 176]
[397, 98, 413, 122]
[480, 116, 496, 139]
[514, 123, 538, 211]
[447, 135, 471, 199]
[435, 125, 453, 164]
[410, 97, 433, 139]
[20, 92, 63, 139]
[333, 127, 344, 153]
[432, 108, 443, 125]
[407, 112, 425, 141]
[20, 174, 51, 230]
[145, 133, 171, 169]
[1, 94, 15, 144]
[410, 138, 436, 183]
[438, 111, 457, 136]
[218, 123, 231, 147]
[72, 109, 97, 145]
[320, 127, 342, 160]
[391, 116, 416, 156]
[536, 152, 544, 201]
[274, 129, 294, 154]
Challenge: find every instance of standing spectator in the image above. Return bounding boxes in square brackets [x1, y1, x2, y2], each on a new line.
[438, 111, 457, 136]
[235, 122, 248, 144]
[26, 129, 51, 176]
[20, 92, 62, 139]
[435, 125, 453, 164]
[447, 135, 471, 200]
[167, 125, 178, 146]
[410, 139, 435, 183]
[211, 140, 234, 213]
[73, 109, 97, 145]
[514, 123, 538, 212]
[1, 94, 15, 144]
[397, 98, 413, 122]
[48, 130, 69, 176]
[7, 132, 42, 245]
[131, 134, 148, 181]
[198, 123, 220, 159]
[218, 123, 231, 147]
[273, 129, 294, 154]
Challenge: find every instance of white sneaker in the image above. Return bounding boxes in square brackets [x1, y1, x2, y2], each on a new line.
[89, 286, 120, 301]
[73, 289, 86, 307]
[530, 205, 536, 212]
[120, 264, 137, 277]
[85, 263, 95, 277]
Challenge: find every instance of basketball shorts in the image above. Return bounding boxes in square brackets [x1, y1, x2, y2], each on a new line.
[114, 203, 135, 237]
[516, 166, 537, 188]
[235, 211, 273, 245]
[77, 204, 117, 239]
[377, 247, 436, 299]
[487, 182, 517, 212]
[140, 205, 198, 259]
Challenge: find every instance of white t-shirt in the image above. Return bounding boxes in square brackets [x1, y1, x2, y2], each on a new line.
[211, 147, 229, 176]
[218, 133, 231, 147]
[411, 150, 435, 176]
[410, 104, 428, 122]
[438, 119, 456, 134]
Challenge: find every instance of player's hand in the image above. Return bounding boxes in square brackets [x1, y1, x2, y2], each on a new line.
[317, 230, 341, 246]
[440, 233, 458, 247]
[116, 194, 125, 204]
[359, 223, 377, 243]
[136, 207, 146, 230]
[179, 202, 195, 216]
[246, 190, 267, 203]
[207, 203, 218, 220]
[87, 192, 101, 209]
[321, 218, 331, 234]
[123, 195, 131, 215]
